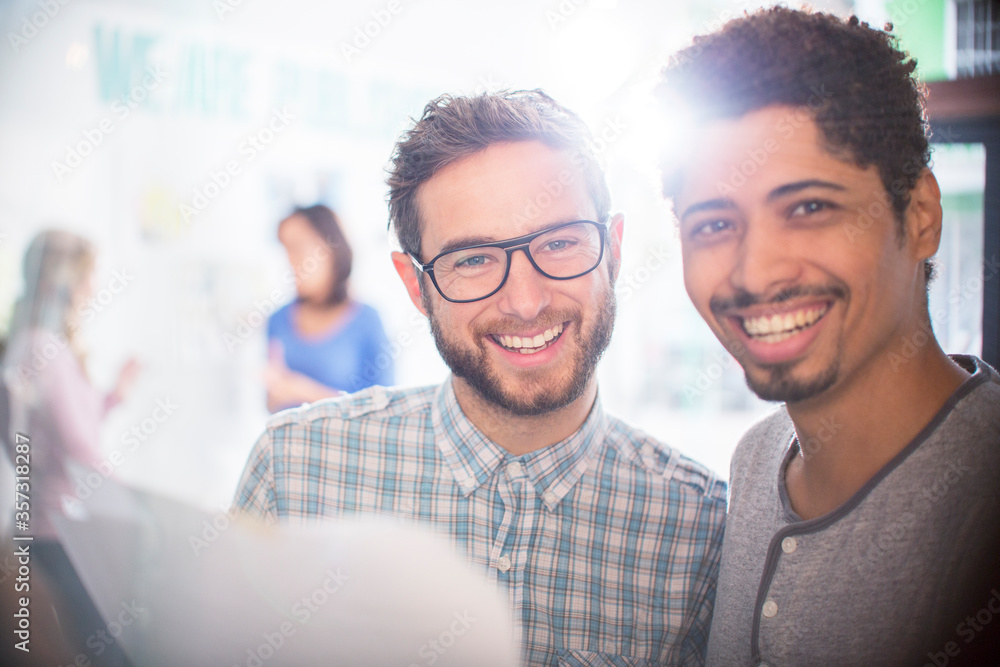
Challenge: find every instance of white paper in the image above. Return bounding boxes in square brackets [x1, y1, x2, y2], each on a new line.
[51, 475, 520, 667]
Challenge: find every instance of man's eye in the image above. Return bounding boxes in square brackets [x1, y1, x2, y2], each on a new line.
[542, 239, 575, 252]
[690, 219, 732, 239]
[790, 200, 831, 216]
[454, 254, 495, 269]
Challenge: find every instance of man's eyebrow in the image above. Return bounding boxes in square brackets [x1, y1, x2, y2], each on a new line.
[433, 220, 583, 256]
[680, 198, 736, 222]
[679, 180, 848, 221]
[437, 235, 495, 255]
[767, 179, 847, 201]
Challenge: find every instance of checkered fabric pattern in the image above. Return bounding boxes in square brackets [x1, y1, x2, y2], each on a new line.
[234, 378, 727, 666]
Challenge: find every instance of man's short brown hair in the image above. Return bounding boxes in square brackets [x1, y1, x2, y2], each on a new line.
[386, 90, 611, 259]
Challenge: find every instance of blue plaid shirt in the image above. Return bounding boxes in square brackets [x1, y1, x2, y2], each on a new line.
[234, 378, 727, 666]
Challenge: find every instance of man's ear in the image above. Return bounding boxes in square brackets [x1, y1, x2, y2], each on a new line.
[905, 169, 943, 263]
[391, 251, 428, 316]
[607, 212, 625, 282]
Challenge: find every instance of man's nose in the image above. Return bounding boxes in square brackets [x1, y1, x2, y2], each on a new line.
[495, 248, 551, 321]
[729, 216, 802, 296]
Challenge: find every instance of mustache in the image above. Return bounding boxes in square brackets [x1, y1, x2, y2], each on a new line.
[472, 309, 578, 337]
[710, 284, 847, 314]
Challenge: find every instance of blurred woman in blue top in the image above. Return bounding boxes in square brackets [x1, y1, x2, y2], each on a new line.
[265, 204, 393, 412]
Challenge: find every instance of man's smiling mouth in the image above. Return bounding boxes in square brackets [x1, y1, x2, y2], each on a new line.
[740, 304, 830, 344]
[491, 322, 566, 354]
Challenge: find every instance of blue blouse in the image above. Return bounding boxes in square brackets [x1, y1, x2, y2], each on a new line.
[267, 301, 394, 401]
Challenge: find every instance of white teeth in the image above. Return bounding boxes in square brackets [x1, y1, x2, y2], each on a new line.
[743, 305, 829, 339]
[758, 330, 795, 344]
[495, 323, 564, 353]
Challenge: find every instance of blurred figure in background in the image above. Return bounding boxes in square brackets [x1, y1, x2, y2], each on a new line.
[1, 229, 138, 665]
[265, 204, 394, 412]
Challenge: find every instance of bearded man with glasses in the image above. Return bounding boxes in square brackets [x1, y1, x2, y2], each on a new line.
[233, 90, 726, 666]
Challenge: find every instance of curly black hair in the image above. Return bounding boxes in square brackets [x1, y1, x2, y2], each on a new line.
[658, 7, 933, 279]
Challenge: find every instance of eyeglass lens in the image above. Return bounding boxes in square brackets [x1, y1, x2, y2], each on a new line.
[432, 221, 604, 301]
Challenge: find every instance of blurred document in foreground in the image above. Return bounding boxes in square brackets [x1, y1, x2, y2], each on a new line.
[51, 474, 519, 667]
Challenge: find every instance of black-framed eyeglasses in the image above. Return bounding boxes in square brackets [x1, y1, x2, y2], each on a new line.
[410, 220, 608, 303]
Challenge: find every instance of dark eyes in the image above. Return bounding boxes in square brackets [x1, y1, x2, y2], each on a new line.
[790, 200, 834, 216]
[688, 219, 733, 240]
[686, 199, 838, 242]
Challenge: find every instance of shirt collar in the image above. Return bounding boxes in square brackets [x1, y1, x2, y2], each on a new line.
[431, 375, 607, 511]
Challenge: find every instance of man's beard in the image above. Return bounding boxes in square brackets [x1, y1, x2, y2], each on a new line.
[742, 356, 840, 403]
[425, 283, 616, 417]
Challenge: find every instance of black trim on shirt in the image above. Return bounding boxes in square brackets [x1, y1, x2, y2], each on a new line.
[748, 355, 993, 663]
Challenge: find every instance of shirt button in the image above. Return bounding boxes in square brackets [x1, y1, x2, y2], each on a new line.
[781, 536, 797, 553]
[641, 443, 655, 458]
[762, 599, 778, 618]
[496, 556, 512, 573]
[507, 462, 523, 478]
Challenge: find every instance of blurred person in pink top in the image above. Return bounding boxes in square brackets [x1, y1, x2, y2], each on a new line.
[1, 229, 138, 666]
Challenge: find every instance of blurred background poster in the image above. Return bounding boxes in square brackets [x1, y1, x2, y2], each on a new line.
[0, 0, 991, 511]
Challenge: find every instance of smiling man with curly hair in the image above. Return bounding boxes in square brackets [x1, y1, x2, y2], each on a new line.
[658, 7, 1000, 665]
